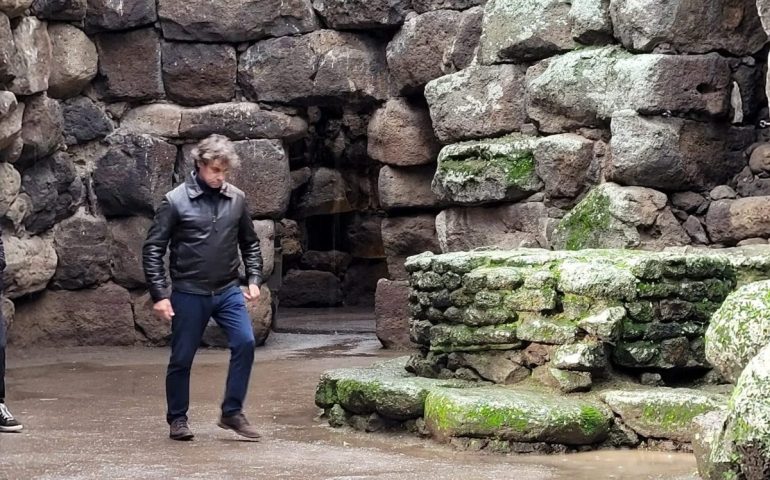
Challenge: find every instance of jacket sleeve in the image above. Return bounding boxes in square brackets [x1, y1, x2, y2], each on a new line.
[238, 201, 263, 286]
[142, 196, 177, 302]
[0, 235, 5, 292]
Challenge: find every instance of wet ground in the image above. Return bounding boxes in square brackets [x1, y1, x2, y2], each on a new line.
[1, 332, 700, 480]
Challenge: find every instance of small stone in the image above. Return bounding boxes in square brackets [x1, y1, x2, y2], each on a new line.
[709, 185, 737, 200]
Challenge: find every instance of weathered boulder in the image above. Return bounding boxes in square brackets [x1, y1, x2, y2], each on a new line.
[158, 0, 318, 42]
[238, 30, 389, 106]
[425, 386, 612, 444]
[432, 136, 543, 205]
[706, 197, 770, 245]
[0, 161, 20, 217]
[47, 23, 97, 98]
[610, 0, 766, 56]
[92, 134, 177, 217]
[8, 16, 51, 96]
[552, 182, 689, 250]
[31, 0, 86, 20]
[253, 220, 276, 278]
[178, 102, 307, 141]
[279, 269, 343, 307]
[108, 216, 152, 289]
[526, 47, 732, 133]
[1, 234, 57, 299]
[479, 0, 576, 64]
[85, 0, 156, 32]
[0, 13, 14, 84]
[21, 151, 83, 234]
[551, 341, 607, 371]
[609, 111, 739, 192]
[312, 0, 411, 29]
[412, 0, 483, 12]
[448, 351, 530, 384]
[692, 410, 732, 480]
[382, 214, 441, 279]
[533, 133, 594, 200]
[299, 250, 351, 276]
[18, 93, 63, 164]
[600, 388, 726, 442]
[425, 64, 527, 143]
[367, 98, 440, 167]
[119, 104, 182, 139]
[1, 297, 13, 330]
[569, 0, 612, 44]
[0, 99, 22, 153]
[161, 42, 236, 106]
[0, 0, 33, 18]
[95, 28, 163, 101]
[10, 282, 136, 347]
[705, 280, 770, 383]
[378, 165, 445, 210]
[294, 167, 353, 217]
[345, 213, 385, 259]
[446, 6, 484, 71]
[375, 279, 414, 349]
[50, 210, 111, 290]
[62, 97, 113, 145]
[535, 366, 592, 393]
[386, 9, 462, 93]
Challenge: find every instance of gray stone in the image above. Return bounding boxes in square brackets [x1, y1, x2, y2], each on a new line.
[569, 0, 612, 44]
[378, 165, 445, 210]
[432, 136, 543, 205]
[671, 191, 706, 213]
[517, 313, 579, 344]
[253, 220, 276, 278]
[706, 197, 770, 245]
[367, 98, 440, 167]
[535, 366, 592, 393]
[526, 47, 732, 133]
[449, 351, 530, 384]
[692, 410, 733, 480]
[295, 167, 353, 218]
[10, 282, 135, 346]
[178, 102, 307, 141]
[47, 23, 97, 99]
[0, 13, 13, 83]
[93, 134, 177, 217]
[299, 250, 351, 276]
[425, 64, 527, 143]
[610, 0, 767, 56]
[436, 203, 547, 252]
[9, 16, 52, 96]
[279, 269, 343, 307]
[118, 104, 180, 139]
[375, 279, 414, 349]
[108, 216, 152, 290]
[1, 233, 57, 299]
[0, 0, 32, 18]
[51, 210, 111, 290]
[201, 285, 273, 347]
[552, 341, 607, 371]
[132, 292, 170, 345]
[312, 0, 410, 29]
[446, 6, 483, 71]
[238, 30, 388, 106]
[709, 185, 737, 200]
[683, 216, 709, 244]
[1, 297, 13, 330]
[609, 112, 739, 192]
[479, 0, 577, 63]
[278, 219, 303, 261]
[62, 96, 113, 145]
[21, 151, 83, 234]
[95, 28, 163, 101]
[161, 42, 236, 106]
[386, 10, 463, 93]
[0, 161, 20, 217]
[346, 214, 386, 259]
[577, 306, 625, 342]
[31, 0, 86, 20]
[534, 133, 594, 199]
[412, 0, 482, 12]
[0, 100, 22, 153]
[159, 0, 318, 42]
[85, 0, 156, 32]
[19, 93, 64, 164]
[382, 214, 441, 259]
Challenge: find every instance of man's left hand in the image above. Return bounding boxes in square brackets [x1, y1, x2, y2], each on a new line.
[244, 284, 261, 302]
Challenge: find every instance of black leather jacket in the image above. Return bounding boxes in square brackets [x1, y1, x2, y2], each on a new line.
[142, 172, 263, 302]
[0, 235, 5, 291]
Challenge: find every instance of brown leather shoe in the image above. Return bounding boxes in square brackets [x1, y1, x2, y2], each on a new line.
[169, 417, 194, 441]
[217, 413, 261, 439]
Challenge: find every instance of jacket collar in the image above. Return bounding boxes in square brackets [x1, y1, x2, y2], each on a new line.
[185, 171, 234, 199]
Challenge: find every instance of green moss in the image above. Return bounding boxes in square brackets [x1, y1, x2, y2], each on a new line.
[315, 377, 338, 408]
[438, 150, 537, 188]
[336, 379, 381, 414]
[640, 401, 717, 432]
[555, 189, 612, 250]
[578, 406, 607, 437]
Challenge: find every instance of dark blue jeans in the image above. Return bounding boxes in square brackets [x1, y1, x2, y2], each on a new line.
[166, 285, 255, 424]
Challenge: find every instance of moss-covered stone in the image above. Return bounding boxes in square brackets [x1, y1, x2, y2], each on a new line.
[557, 261, 637, 300]
[552, 342, 607, 371]
[600, 388, 726, 443]
[462, 306, 515, 326]
[551, 186, 614, 250]
[625, 301, 657, 322]
[613, 340, 659, 367]
[517, 313, 579, 345]
[430, 322, 520, 352]
[424, 386, 612, 445]
[504, 287, 558, 312]
[577, 307, 626, 342]
[534, 366, 593, 393]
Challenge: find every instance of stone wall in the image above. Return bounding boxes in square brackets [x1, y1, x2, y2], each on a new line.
[2, 0, 770, 345]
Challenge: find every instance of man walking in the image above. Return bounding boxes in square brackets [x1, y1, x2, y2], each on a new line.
[0, 235, 23, 432]
[143, 134, 263, 441]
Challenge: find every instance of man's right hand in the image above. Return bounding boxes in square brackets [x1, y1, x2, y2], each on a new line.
[153, 299, 175, 322]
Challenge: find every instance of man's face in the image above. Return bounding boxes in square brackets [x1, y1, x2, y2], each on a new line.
[198, 159, 229, 189]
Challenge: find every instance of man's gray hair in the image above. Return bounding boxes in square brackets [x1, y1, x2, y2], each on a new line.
[191, 134, 241, 170]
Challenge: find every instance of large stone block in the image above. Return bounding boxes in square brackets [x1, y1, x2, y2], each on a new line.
[378, 164, 445, 210]
[238, 30, 389, 106]
[294, 167, 354, 217]
[0, 97, 22, 152]
[10, 282, 136, 346]
[526, 47, 732, 133]
[569, 0, 612, 44]
[610, 0, 766, 56]
[47, 23, 97, 99]
[108, 215, 152, 289]
[432, 136, 543, 205]
[0, 0, 33, 18]
[159, 0, 318, 42]
[279, 269, 343, 307]
[425, 64, 527, 143]
[479, 0, 577, 64]
[62, 96, 113, 145]
[312, 0, 410, 29]
[386, 9, 463, 93]
[375, 279, 415, 349]
[0, 13, 13, 83]
[9, 16, 51, 96]
[93, 134, 177, 217]
[31, 0, 86, 20]
[436, 203, 547, 252]
[0, 161, 20, 217]
[706, 197, 770, 244]
[2, 233, 57, 299]
[51, 210, 111, 290]
[533, 133, 594, 200]
[178, 103, 307, 141]
[96, 28, 163, 101]
[161, 42, 236, 106]
[85, 0, 156, 32]
[19, 93, 64, 164]
[368, 98, 440, 167]
[21, 151, 83, 234]
[609, 111, 739, 192]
